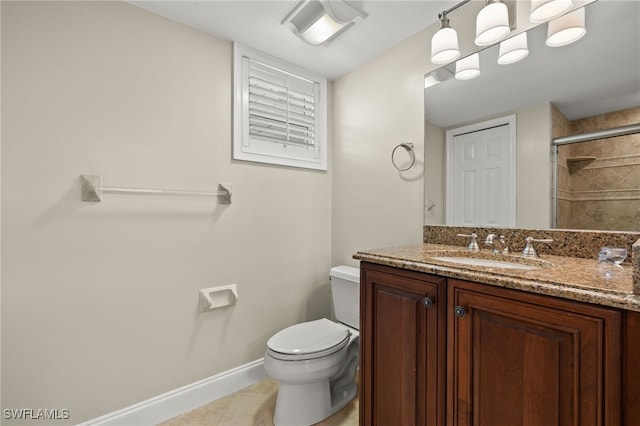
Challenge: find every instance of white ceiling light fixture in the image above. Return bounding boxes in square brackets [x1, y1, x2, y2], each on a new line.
[455, 53, 481, 80]
[529, 0, 573, 24]
[546, 7, 586, 47]
[431, 11, 461, 64]
[498, 32, 529, 64]
[475, 0, 511, 46]
[282, 0, 367, 46]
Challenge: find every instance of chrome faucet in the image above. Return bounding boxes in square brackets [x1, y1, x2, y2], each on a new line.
[457, 233, 480, 251]
[485, 234, 509, 254]
[522, 237, 554, 258]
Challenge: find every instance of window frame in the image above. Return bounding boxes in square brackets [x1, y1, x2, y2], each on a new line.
[233, 43, 328, 171]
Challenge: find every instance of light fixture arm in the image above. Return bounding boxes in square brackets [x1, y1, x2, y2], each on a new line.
[440, 0, 472, 18]
[438, 12, 450, 29]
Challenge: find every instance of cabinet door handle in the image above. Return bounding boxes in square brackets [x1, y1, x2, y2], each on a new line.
[454, 306, 467, 318]
[421, 297, 434, 308]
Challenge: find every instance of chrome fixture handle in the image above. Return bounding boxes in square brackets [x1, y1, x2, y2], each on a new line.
[457, 233, 480, 251]
[485, 234, 509, 254]
[522, 237, 553, 258]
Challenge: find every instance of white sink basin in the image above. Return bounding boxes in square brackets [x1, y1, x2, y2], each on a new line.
[430, 256, 542, 270]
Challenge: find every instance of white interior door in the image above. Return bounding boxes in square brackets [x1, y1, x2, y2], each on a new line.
[446, 115, 516, 227]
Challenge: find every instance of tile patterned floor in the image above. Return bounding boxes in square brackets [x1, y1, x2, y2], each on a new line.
[157, 378, 359, 426]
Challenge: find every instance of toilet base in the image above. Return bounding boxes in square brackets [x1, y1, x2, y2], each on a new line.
[274, 380, 329, 426]
[271, 338, 359, 426]
[273, 380, 358, 426]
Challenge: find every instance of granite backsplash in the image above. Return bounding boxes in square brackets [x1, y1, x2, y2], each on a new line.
[423, 225, 640, 264]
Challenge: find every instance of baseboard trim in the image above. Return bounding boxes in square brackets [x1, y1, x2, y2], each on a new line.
[78, 358, 267, 426]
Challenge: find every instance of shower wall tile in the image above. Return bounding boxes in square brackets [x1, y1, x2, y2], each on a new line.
[566, 200, 640, 231]
[605, 106, 640, 128]
[570, 168, 606, 192]
[556, 160, 570, 191]
[554, 105, 571, 226]
[552, 103, 571, 138]
[556, 198, 571, 228]
[571, 115, 604, 134]
[569, 201, 604, 230]
[558, 143, 569, 165]
[569, 138, 603, 158]
[553, 106, 640, 231]
[606, 133, 640, 158]
[601, 166, 636, 190]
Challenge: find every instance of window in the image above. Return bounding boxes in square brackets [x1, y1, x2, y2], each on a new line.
[233, 43, 327, 170]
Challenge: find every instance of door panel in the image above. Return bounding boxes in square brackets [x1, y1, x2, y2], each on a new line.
[447, 118, 515, 227]
[360, 263, 446, 426]
[448, 279, 621, 426]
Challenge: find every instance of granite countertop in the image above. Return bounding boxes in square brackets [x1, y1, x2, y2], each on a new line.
[354, 243, 640, 312]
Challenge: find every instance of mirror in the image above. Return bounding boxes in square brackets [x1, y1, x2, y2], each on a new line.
[424, 0, 640, 231]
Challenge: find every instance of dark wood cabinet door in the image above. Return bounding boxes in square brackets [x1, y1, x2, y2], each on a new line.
[360, 263, 447, 426]
[448, 279, 621, 426]
[623, 310, 640, 426]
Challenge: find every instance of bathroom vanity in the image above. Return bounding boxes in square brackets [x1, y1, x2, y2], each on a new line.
[354, 228, 640, 426]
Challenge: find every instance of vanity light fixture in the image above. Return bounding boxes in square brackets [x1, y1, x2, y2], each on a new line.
[282, 0, 367, 46]
[529, 0, 573, 23]
[498, 32, 529, 64]
[455, 53, 481, 80]
[475, 0, 511, 46]
[546, 7, 586, 47]
[431, 11, 461, 64]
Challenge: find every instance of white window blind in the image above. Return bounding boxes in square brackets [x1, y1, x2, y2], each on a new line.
[234, 44, 327, 170]
[248, 58, 318, 148]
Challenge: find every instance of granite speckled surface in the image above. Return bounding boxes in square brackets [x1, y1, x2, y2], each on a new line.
[423, 225, 640, 261]
[422, 225, 640, 298]
[354, 239, 640, 312]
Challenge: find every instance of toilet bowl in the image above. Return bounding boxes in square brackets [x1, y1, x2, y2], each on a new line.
[264, 265, 360, 426]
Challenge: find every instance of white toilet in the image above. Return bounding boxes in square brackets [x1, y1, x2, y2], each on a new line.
[264, 265, 360, 426]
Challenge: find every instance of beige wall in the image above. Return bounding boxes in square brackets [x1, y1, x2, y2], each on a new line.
[424, 121, 445, 225]
[331, 29, 427, 266]
[330, 0, 501, 266]
[1, 1, 331, 423]
[515, 103, 553, 227]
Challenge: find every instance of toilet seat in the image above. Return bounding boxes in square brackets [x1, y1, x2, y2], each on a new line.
[267, 318, 351, 361]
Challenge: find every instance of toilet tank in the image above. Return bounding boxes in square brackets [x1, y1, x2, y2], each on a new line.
[330, 265, 360, 330]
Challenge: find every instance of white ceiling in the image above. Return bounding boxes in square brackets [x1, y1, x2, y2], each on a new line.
[132, 0, 639, 125]
[131, 0, 459, 80]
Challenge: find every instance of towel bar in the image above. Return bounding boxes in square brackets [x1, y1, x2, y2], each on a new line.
[80, 175, 232, 204]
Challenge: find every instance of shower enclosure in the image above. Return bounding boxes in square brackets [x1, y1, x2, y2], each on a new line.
[553, 106, 640, 231]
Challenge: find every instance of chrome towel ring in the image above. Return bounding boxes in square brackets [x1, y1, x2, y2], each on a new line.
[391, 142, 415, 171]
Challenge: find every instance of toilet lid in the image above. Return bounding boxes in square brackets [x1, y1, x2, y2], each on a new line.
[267, 318, 351, 357]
